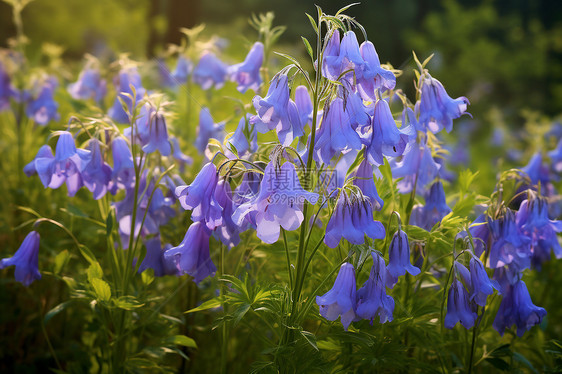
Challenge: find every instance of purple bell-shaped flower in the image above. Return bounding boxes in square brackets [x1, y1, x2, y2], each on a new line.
[316, 262, 358, 330]
[0, 231, 41, 286]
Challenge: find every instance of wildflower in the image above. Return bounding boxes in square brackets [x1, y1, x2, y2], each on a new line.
[23, 145, 55, 187]
[195, 107, 225, 153]
[469, 214, 490, 257]
[357, 41, 396, 100]
[365, 99, 413, 166]
[391, 138, 440, 194]
[26, 77, 59, 126]
[48, 131, 90, 197]
[232, 161, 318, 244]
[108, 67, 146, 123]
[314, 98, 362, 165]
[81, 139, 112, 200]
[316, 262, 358, 330]
[110, 137, 135, 192]
[135, 103, 171, 156]
[517, 195, 562, 266]
[343, 89, 370, 131]
[213, 179, 241, 248]
[171, 55, 193, 84]
[493, 279, 546, 337]
[548, 139, 562, 173]
[521, 152, 550, 186]
[68, 67, 107, 103]
[488, 209, 531, 272]
[386, 229, 421, 286]
[356, 251, 394, 324]
[227, 114, 257, 156]
[294, 85, 313, 131]
[321, 30, 341, 80]
[0, 63, 17, 111]
[228, 42, 264, 93]
[175, 162, 223, 230]
[351, 159, 384, 210]
[444, 279, 477, 329]
[0, 231, 41, 286]
[410, 181, 452, 230]
[250, 73, 300, 145]
[164, 221, 216, 283]
[192, 52, 228, 90]
[468, 254, 498, 306]
[418, 75, 470, 133]
[324, 191, 385, 248]
[138, 236, 179, 277]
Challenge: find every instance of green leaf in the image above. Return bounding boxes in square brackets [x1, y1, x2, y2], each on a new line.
[317, 339, 340, 351]
[113, 296, 144, 310]
[305, 13, 318, 34]
[44, 301, 72, 324]
[141, 269, 154, 286]
[335, 2, 360, 16]
[87, 262, 103, 282]
[91, 278, 111, 302]
[301, 36, 314, 61]
[53, 250, 70, 275]
[105, 210, 114, 238]
[165, 335, 198, 349]
[485, 357, 510, 371]
[300, 330, 319, 351]
[185, 296, 226, 313]
[78, 245, 97, 265]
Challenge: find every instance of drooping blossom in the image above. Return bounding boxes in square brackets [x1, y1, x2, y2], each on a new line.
[138, 236, 180, 277]
[192, 52, 228, 90]
[0, 231, 41, 286]
[227, 114, 257, 156]
[350, 158, 384, 210]
[46, 131, 90, 197]
[444, 278, 477, 329]
[316, 262, 358, 330]
[356, 251, 394, 324]
[213, 179, 242, 248]
[410, 181, 452, 230]
[228, 42, 264, 93]
[488, 209, 531, 272]
[468, 254, 499, 307]
[81, 139, 112, 200]
[195, 107, 225, 153]
[108, 67, 146, 124]
[133, 102, 171, 156]
[391, 138, 440, 194]
[164, 221, 216, 283]
[357, 41, 396, 100]
[175, 162, 223, 230]
[418, 75, 470, 133]
[232, 161, 318, 244]
[468, 214, 491, 258]
[110, 137, 135, 192]
[386, 229, 421, 287]
[68, 66, 107, 103]
[26, 77, 59, 126]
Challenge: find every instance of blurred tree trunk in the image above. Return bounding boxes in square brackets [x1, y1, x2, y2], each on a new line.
[147, 0, 200, 57]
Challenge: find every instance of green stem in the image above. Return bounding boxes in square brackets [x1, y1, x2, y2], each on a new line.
[282, 229, 293, 289]
[219, 244, 228, 374]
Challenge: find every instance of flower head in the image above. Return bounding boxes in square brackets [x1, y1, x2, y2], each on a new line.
[357, 41, 396, 100]
[410, 181, 452, 230]
[26, 77, 59, 126]
[175, 162, 223, 230]
[108, 67, 146, 124]
[351, 159, 384, 210]
[81, 139, 112, 200]
[193, 52, 228, 90]
[488, 209, 531, 271]
[171, 55, 193, 84]
[0, 231, 41, 286]
[110, 137, 135, 192]
[391, 138, 440, 194]
[469, 254, 499, 307]
[138, 236, 180, 277]
[213, 179, 242, 249]
[164, 221, 216, 283]
[356, 251, 394, 324]
[134, 102, 171, 156]
[227, 114, 257, 156]
[316, 262, 358, 330]
[418, 75, 470, 133]
[68, 67, 107, 103]
[196, 107, 225, 153]
[228, 42, 264, 93]
[49, 131, 90, 197]
[444, 279, 477, 329]
[386, 229, 420, 287]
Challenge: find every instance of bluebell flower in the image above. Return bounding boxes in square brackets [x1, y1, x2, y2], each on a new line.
[81, 139, 112, 200]
[444, 278, 477, 329]
[108, 67, 146, 124]
[321, 30, 341, 80]
[294, 85, 313, 131]
[164, 221, 216, 283]
[228, 42, 264, 93]
[196, 107, 225, 153]
[548, 139, 562, 173]
[343, 88, 371, 132]
[134, 103, 171, 156]
[227, 114, 257, 156]
[213, 179, 241, 248]
[138, 236, 179, 277]
[157, 58, 178, 88]
[418, 75, 470, 133]
[316, 262, 358, 330]
[324, 191, 385, 248]
[314, 97, 362, 165]
[0, 63, 18, 111]
[232, 161, 318, 244]
[469, 255, 499, 306]
[469, 214, 490, 257]
[24, 145, 55, 187]
[386, 229, 421, 287]
[176, 162, 223, 230]
[391, 139, 440, 194]
[493, 279, 546, 337]
[357, 41, 396, 101]
[410, 181, 452, 230]
[365, 99, 414, 166]
[250, 73, 300, 145]
[521, 152, 550, 186]
[47, 131, 90, 197]
[68, 67, 107, 103]
[517, 195, 562, 266]
[356, 251, 394, 324]
[0, 231, 41, 286]
[26, 77, 59, 126]
[351, 159, 384, 210]
[110, 137, 135, 192]
[488, 209, 532, 271]
[192, 52, 228, 90]
[171, 55, 193, 84]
